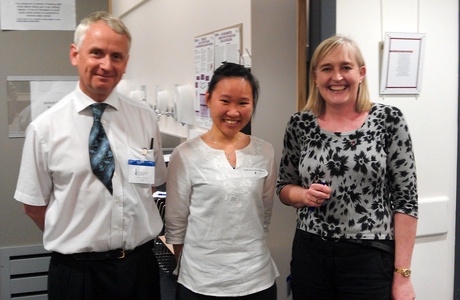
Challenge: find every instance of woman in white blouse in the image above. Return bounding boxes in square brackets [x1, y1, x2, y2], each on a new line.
[165, 62, 279, 300]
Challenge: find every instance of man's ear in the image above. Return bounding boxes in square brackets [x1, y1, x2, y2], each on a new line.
[69, 44, 79, 66]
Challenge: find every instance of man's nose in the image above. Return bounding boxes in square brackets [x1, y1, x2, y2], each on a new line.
[100, 55, 112, 70]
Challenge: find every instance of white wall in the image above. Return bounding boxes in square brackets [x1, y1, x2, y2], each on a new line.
[337, 0, 459, 299]
[117, 0, 459, 299]
[119, 0, 251, 138]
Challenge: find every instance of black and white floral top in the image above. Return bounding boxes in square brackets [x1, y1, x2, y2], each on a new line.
[276, 103, 418, 240]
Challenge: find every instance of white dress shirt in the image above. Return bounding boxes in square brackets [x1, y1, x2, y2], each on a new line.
[165, 136, 279, 297]
[14, 84, 167, 254]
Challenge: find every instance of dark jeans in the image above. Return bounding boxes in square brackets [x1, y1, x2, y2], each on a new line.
[176, 282, 277, 300]
[48, 241, 161, 300]
[291, 229, 394, 300]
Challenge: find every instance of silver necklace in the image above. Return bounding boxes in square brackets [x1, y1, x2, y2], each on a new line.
[209, 132, 241, 160]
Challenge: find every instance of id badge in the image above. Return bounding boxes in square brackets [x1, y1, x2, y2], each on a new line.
[128, 159, 156, 184]
[241, 168, 268, 178]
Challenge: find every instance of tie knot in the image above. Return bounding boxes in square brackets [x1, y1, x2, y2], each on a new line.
[91, 103, 108, 121]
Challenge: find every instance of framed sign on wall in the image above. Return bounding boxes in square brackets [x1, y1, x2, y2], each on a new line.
[380, 32, 426, 95]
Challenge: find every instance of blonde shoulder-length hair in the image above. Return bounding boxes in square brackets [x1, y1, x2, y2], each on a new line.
[303, 35, 372, 115]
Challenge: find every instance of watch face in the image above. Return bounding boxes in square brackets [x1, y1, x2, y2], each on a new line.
[395, 268, 411, 277]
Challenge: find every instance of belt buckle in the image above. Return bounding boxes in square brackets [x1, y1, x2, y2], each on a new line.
[117, 249, 126, 259]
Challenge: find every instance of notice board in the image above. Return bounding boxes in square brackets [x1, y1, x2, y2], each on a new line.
[194, 24, 242, 128]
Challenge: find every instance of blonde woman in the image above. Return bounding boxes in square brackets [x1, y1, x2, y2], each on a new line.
[277, 36, 418, 300]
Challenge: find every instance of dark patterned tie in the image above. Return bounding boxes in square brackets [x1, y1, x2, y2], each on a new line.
[89, 103, 115, 195]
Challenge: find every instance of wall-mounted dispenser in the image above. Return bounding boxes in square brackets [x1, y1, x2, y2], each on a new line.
[174, 84, 195, 126]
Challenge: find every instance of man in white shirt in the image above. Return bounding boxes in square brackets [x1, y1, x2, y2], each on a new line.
[14, 11, 166, 300]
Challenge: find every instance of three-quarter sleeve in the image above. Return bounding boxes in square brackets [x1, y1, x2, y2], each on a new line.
[276, 113, 302, 195]
[384, 106, 418, 218]
[165, 146, 192, 245]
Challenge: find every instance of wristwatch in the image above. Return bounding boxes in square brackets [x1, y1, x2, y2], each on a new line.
[394, 267, 411, 277]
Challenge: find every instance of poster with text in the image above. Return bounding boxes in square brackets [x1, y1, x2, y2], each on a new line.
[194, 33, 214, 128]
[194, 24, 242, 129]
[1, 0, 76, 30]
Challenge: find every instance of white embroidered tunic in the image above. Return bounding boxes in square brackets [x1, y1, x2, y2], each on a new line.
[165, 135, 279, 296]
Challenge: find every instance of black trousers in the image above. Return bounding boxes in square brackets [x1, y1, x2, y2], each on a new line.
[48, 241, 161, 300]
[291, 229, 394, 300]
[176, 282, 277, 300]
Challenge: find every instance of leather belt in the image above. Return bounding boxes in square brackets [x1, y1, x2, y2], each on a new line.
[298, 230, 395, 256]
[72, 248, 133, 260]
[340, 238, 395, 256]
[69, 240, 152, 261]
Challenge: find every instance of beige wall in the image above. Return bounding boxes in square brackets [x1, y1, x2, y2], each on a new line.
[251, 0, 298, 298]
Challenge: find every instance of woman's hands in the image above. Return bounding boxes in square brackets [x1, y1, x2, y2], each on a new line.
[279, 182, 331, 209]
[305, 182, 331, 208]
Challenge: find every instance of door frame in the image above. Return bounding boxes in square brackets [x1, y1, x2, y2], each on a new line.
[296, 0, 336, 111]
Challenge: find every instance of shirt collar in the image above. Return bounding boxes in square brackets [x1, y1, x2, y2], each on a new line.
[74, 83, 121, 113]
